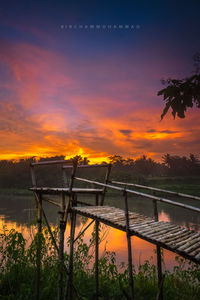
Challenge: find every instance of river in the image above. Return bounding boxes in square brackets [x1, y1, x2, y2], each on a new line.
[0, 191, 200, 271]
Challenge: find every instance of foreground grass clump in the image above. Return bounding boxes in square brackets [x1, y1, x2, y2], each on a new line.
[0, 227, 200, 300]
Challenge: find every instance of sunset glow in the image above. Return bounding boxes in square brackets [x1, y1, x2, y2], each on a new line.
[0, 217, 177, 269]
[0, 1, 200, 162]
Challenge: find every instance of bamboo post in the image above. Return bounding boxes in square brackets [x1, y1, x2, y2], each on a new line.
[62, 168, 68, 187]
[101, 164, 112, 205]
[66, 211, 76, 299]
[65, 161, 78, 299]
[35, 193, 42, 300]
[95, 194, 99, 300]
[65, 193, 77, 300]
[69, 160, 78, 194]
[30, 163, 36, 187]
[124, 190, 134, 300]
[153, 199, 163, 300]
[58, 192, 66, 300]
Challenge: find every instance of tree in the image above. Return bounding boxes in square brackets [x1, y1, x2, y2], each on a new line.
[158, 53, 200, 119]
[162, 153, 200, 175]
[108, 155, 124, 166]
[70, 155, 89, 165]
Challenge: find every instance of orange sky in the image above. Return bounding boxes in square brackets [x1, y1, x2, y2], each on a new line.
[1, 24, 200, 163]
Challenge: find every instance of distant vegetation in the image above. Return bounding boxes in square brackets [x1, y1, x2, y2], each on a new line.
[0, 154, 200, 189]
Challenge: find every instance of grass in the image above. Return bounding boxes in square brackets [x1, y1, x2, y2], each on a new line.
[0, 175, 200, 197]
[0, 226, 200, 300]
[146, 176, 200, 196]
[0, 188, 32, 196]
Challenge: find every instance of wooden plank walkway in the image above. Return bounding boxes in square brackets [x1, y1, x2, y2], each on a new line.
[29, 160, 200, 300]
[72, 205, 200, 264]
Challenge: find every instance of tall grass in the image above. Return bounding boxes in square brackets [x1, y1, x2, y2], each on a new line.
[0, 226, 200, 300]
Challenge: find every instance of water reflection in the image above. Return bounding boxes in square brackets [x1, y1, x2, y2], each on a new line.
[0, 192, 199, 271]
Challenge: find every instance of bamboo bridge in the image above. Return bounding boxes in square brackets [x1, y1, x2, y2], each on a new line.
[29, 160, 200, 300]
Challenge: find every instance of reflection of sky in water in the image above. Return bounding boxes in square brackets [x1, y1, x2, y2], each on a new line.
[0, 216, 177, 271]
[0, 193, 199, 271]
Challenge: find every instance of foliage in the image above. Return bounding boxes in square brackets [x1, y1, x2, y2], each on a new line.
[162, 153, 200, 176]
[158, 52, 200, 119]
[0, 227, 200, 299]
[0, 154, 200, 190]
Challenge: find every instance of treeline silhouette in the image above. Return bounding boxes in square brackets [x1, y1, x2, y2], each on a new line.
[0, 154, 199, 189]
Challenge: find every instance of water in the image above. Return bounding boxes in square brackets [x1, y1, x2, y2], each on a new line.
[0, 191, 200, 271]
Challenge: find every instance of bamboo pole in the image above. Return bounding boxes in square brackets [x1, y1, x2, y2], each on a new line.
[34, 196, 81, 299]
[58, 192, 66, 300]
[153, 199, 163, 300]
[65, 181, 77, 300]
[65, 160, 78, 299]
[63, 163, 109, 169]
[95, 220, 99, 300]
[124, 191, 134, 300]
[35, 193, 42, 300]
[101, 164, 112, 206]
[74, 220, 95, 243]
[111, 180, 200, 202]
[31, 160, 71, 166]
[95, 194, 99, 300]
[62, 168, 68, 187]
[65, 209, 76, 300]
[30, 164, 36, 187]
[75, 177, 200, 213]
[42, 197, 61, 207]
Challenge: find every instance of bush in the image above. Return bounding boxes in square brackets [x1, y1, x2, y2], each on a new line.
[0, 226, 200, 299]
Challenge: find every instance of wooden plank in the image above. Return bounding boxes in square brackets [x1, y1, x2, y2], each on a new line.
[131, 222, 160, 232]
[129, 220, 155, 227]
[177, 235, 200, 251]
[169, 233, 199, 248]
[147, 225, 179, 239]
[189, 247, 200, 257]
[182, 241, 200, 254]
[165, 232, 194, 247]
[195, 252, 200, 260]
[71, 206, 200, 264]
[158, 229, 191, 243]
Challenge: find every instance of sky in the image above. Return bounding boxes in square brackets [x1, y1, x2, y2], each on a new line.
[0, 0, 200, 163]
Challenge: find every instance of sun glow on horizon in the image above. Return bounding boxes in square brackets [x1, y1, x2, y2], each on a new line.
[0, 149, 110, 164]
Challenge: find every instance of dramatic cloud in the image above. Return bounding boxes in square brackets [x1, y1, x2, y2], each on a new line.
[0, 27, 200, 162]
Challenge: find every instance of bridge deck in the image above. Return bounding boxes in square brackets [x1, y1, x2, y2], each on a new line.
[72, 206, 200, 264]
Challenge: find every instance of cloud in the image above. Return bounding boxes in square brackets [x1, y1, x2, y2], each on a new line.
[1, 38, 200, 162]
[146, 129, 180, 134]
[119, 129, 133, 136]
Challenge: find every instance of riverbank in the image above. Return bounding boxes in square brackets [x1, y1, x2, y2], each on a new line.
[0, 175, 200, 197]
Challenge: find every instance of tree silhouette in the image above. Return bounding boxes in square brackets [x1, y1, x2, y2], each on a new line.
[162, 153, 200, 175]
[108, 155, 124, 166]
[158, 53, 200, 119]
[69, 155, 89, 165]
